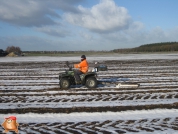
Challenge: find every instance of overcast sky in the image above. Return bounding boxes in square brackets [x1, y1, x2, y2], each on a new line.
[0, 0, 178, 51]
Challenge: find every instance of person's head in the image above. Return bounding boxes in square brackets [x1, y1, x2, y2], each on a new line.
[81, 55, 86, 61]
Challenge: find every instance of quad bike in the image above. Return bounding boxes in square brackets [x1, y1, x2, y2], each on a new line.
[59, 61, 98, 89]
[59, 61, 139, 89]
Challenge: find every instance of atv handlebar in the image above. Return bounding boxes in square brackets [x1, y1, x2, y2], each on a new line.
[65, 61, 69, 67]
[65, 61, 72, 71]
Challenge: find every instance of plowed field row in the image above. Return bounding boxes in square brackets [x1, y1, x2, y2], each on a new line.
[0, 114, 177, 134]
[1, 91, 178, 103]
[0, 58, 178, 133]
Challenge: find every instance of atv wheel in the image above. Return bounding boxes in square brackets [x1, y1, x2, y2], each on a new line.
[85, 77, 97, 88]
[60, 78, 70, 89]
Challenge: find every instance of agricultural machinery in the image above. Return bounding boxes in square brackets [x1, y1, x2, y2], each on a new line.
[59, 61, 139, 89]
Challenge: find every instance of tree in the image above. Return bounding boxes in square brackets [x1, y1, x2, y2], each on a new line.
[6, 46, 22, 54]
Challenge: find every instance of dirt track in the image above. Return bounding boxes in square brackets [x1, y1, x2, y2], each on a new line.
[0, 58, 178, 133]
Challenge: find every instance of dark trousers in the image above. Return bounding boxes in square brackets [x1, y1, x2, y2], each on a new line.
[74, 69, 83, 82]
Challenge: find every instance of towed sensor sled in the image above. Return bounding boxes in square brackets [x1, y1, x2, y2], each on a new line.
[59, 61, 139, 89]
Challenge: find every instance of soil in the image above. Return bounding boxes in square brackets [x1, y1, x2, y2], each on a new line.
[0, 59, 178, 133]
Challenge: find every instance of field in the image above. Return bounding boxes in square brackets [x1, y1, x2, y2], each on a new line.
[0, 54, 178, 134]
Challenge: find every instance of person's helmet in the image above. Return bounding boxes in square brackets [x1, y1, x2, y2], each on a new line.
[81, 55, 86, 59]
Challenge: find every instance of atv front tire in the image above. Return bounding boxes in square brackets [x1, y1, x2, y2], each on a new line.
[60, 78, 70, 89]
[85, 77, 97, 88]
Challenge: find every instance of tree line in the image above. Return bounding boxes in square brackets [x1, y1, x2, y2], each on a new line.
[112, 42, 178, 53]
[0, 46, 22, 56]
[6, 46, 22, 54]
[1, 42, 178, 56]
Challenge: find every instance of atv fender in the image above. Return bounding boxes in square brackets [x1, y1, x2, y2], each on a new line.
[81, 72, 97, 85]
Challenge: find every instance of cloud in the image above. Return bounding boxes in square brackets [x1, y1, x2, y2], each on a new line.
[65, 0, 131, 33]
[99, 26, 178, 49]
[0, 36, 71, 51]
[36, 26, 70, 37]
[142, 27, 178, 44]
[0, 0, 83, 27]
[1, 26, 178, 51]
[0, 0, 178, 51]
[79, 31, 93, 40]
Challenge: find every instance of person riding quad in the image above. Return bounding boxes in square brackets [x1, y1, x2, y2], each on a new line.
[74, 55, 88, 84]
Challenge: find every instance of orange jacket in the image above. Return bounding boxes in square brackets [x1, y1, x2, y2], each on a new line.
[74, 59, 88, 73]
